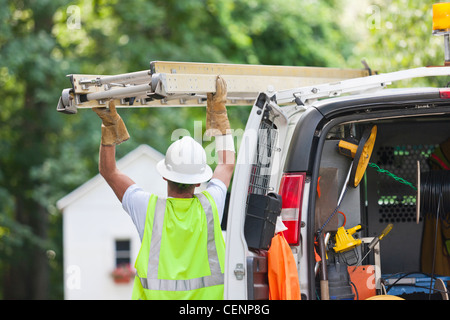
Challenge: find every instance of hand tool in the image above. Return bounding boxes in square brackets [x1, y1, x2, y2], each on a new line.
[352, 223, 393, 271]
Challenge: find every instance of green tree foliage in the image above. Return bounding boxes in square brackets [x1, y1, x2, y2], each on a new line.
[351, 0, 448, 86]
[0, 0, 74, 299]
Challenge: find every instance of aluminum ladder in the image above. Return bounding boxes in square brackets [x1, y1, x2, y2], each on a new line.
[56, 60, 370, 114]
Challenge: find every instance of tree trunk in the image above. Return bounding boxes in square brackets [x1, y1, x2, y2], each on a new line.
[3, 86, 50, 299]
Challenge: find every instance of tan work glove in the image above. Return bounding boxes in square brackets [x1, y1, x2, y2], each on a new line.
[206, 76, 230, 136]
[93, 100, 130, 146]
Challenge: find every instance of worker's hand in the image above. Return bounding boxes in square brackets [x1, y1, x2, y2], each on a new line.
[93, 100, 130, 146]
[206, 76, 230, 136]
[93, 99, 121, 126]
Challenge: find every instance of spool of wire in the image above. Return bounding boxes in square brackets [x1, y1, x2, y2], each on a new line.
[368, 161, 450, 223]
[416, 161, 450, 296]
[417, 160, 450, 223]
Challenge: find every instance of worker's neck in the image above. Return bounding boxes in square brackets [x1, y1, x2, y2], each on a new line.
[167, 189, 195, 198]
[165, 179, 199, 198]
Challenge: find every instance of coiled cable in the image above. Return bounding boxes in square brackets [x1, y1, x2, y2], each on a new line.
[418, 170, 450, 299]
[420, 170, 450, 220]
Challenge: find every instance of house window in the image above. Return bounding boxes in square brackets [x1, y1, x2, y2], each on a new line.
[115, 239, 131, 267]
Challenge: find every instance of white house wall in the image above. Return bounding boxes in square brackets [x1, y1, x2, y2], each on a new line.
[61, 145, 167, 300]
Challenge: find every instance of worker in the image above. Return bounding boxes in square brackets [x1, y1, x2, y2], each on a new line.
[93, 76, 235, 300]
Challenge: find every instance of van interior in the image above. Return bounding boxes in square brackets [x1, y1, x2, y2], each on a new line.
[317, 114, 450, 300]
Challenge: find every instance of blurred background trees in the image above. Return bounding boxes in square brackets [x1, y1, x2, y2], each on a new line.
[0, 0, 444, 299]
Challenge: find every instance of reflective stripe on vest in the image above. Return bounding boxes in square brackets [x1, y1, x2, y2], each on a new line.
[137, 192, 223, 291]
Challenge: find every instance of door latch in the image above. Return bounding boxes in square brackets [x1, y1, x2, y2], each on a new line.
[234, 263, 245, 280]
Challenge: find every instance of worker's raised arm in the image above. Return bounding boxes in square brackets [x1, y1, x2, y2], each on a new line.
[94, 100, 135, 202]
[206, 76, 235, 188]
[98, 144, 135, 202]
[212, 149, 235, 189]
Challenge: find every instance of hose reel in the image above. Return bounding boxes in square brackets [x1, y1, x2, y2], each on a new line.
[338, 125, 378, 188]
[317, 125, 378, 236]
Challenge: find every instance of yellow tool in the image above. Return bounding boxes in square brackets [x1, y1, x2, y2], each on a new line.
[333, 225, 362, 253]
[338, 125, 377, 188]
[353, 223, 393, 270]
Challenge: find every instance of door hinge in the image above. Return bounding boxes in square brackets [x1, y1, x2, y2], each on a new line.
[234, 263, 245, 280]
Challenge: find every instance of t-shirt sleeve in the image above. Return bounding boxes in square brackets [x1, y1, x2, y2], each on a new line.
[206, 178, 228, 223]
[122, 184, 150, 241]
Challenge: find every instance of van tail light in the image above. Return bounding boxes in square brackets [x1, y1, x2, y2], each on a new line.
[278, 172, 306, 245]
[439, 89, 450, 99]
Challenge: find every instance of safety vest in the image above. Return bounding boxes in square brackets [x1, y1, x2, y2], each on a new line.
[132, 191, 225, 300]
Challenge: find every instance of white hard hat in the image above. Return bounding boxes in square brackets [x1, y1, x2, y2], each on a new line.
[156, 136, 213, 184]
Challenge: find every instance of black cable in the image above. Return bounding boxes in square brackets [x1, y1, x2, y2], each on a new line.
[317, 185, 349, 236]
[384, 271, 448, 294]
[429, 191, 441, 299]
[350, 281, 359, 300]
[418, 171, 450, 300]
[421, 170, 450, 217]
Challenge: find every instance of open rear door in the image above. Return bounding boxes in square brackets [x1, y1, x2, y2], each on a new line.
[224, 93, 289, 300]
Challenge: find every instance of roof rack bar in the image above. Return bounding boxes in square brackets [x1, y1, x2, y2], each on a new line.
[275, 66, 450, 106]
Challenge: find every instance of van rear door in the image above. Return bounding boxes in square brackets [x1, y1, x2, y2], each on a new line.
[225, 93, 289, 300]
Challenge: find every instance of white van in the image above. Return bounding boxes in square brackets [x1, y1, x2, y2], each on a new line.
[224, 66, 450, 300]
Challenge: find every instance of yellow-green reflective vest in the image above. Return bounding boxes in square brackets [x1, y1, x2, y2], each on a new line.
[132, 191, 225, 300]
